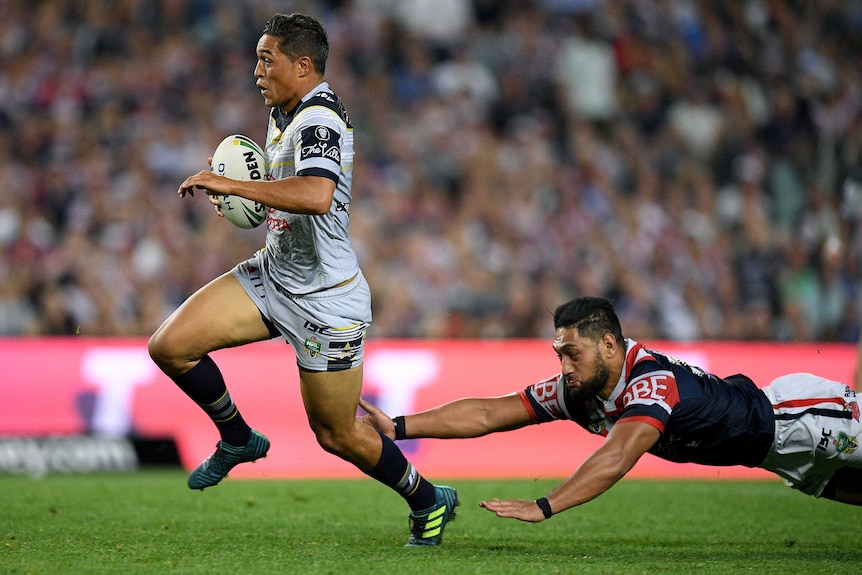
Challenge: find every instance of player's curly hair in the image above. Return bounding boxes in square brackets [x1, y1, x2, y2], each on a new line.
[553, 297, 624, 345]
[263, 13, 329, 74]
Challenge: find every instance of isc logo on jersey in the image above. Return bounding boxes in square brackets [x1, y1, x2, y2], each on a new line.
[210, 134, 269, 229]
[623, 371, 678, 413]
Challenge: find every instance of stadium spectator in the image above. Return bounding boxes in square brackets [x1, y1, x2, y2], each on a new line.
[0, 0, 860, 343]
[360, 296, 862, 523]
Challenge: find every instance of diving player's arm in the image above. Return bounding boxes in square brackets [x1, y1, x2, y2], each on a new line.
[479, 420, 660, 522]
[358, 394, 535, 440]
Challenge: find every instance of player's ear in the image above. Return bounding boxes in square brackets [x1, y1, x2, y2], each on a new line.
[601, 332, 617, 358]
[297, 55, 312, 76]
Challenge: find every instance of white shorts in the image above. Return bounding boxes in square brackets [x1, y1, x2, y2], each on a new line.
[760, 373, 862, 497]
[232, 250, 372, 372]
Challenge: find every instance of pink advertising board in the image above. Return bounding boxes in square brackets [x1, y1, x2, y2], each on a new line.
[0, 338, 856, 480]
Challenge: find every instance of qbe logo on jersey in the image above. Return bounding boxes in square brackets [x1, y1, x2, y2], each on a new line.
[623, 370, 678, 413]
[530, 375, 566, 419]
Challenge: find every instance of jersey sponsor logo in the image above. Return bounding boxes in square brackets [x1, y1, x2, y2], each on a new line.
[663, 353, 706, 377]
[310, 91, 352, 125]
[304, 320, 328, 335]
[817, 428, 833, 452]
[300, 125, 341, 163]
[529, 376, 566, 419]
[314, 91, 335, 103]
[267, 216, 292, 232]
[623, 371, 676, 412]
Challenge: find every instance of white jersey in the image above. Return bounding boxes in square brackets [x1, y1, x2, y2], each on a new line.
[263, 81, 359, 295]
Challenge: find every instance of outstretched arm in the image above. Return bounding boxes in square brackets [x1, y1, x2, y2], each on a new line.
[480, 420, 660, 522]
[358, 393, 535, 440]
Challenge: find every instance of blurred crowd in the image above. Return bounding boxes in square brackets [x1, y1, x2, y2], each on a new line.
[1, 0, 862, 342]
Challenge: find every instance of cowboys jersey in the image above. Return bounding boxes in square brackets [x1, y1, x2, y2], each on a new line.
[263, 81, 358, 295]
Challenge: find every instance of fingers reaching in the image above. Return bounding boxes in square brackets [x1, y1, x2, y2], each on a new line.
[479, 498, 546, 523]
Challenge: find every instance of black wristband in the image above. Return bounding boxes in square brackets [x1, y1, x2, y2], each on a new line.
[392, 415, 407, 440]
[535, 497, 553, 519]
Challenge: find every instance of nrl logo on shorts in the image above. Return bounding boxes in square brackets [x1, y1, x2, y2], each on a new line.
[304, 337, 322, 358]
[833, 432, 858, 454]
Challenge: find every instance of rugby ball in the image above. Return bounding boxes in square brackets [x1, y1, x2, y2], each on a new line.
[211, 134, 268, 229]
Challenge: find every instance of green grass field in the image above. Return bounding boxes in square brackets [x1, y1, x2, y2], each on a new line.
[2, 470, 860, 574]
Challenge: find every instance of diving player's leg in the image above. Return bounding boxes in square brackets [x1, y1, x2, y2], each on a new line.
[762, 373, 862, 505]
[822, 468, 862, 506]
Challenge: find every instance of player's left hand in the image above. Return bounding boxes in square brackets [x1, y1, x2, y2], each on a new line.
[479, 498, 547, 523]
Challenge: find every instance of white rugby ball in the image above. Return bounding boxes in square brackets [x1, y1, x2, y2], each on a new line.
[210, 134, 268, 229]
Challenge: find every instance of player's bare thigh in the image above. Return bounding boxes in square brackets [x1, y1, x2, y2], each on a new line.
[148, 271, 272, 375]
[299, 365, 382, 471]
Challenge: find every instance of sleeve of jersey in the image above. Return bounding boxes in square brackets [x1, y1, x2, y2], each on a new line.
[617, 365, 680, 434]
[517, 374, 569, 423]
[293, 107, 342, 183]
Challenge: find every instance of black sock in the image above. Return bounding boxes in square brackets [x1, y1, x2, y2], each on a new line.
[366, 430, 436, 511]
[171, 354, 251, 446]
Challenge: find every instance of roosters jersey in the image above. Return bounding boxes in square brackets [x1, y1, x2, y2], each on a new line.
[263, 81, 359, 295]
[519, 339, 775, 467]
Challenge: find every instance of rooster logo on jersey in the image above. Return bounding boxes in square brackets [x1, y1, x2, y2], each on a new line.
[847, 401, 860, 422]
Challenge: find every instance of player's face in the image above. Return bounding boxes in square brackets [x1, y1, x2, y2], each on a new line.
[254, 34, 303, 111]
[553, 328, 611, 400]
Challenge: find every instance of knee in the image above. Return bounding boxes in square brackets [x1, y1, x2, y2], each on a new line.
[312, 427, 343, 455]
[147, 328, 184, 375]
[147, 330, 166, 365]
[311, 424, 356, 457]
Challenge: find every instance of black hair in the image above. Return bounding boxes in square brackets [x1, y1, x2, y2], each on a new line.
[552, 297, 624, 345]
[262, 13, 329, 74]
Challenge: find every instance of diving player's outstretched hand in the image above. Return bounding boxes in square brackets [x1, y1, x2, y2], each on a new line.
[357, 398, 396, 440]
[479, 498, 547, 523]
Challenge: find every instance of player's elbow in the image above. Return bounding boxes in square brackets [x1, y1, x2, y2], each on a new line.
[303, 176, 337, 214]
[598, 446, 641, 483]
[308, 196, 332, 215]
[473, 400, 521, 436]
[607, 459, 632, 483]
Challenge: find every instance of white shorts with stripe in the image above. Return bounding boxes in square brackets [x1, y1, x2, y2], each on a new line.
[232, 249, 371, 372]
[759, 373, 862, 497]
